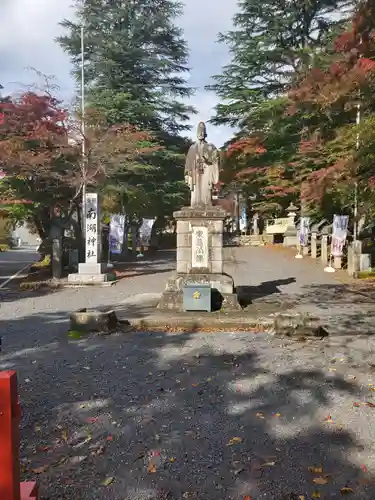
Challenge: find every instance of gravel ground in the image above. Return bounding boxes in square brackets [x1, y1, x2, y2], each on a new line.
[1, 247, 375, 499]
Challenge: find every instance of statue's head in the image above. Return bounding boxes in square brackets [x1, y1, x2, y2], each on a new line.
[197, 121, 207, 140]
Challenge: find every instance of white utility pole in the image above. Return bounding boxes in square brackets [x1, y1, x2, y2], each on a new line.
[81, 25, 87, 234]
[354, 101, 360, 242]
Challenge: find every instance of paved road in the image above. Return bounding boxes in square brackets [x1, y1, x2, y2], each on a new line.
[0, 248, 39, 288]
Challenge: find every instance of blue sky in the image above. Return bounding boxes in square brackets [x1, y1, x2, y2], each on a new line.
[0, 0, 238, 146]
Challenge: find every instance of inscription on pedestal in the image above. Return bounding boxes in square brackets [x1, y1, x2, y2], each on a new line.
[192, 226, 208, 268]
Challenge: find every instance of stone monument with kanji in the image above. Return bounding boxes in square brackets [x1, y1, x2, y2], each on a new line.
[68, 192, 110, 284]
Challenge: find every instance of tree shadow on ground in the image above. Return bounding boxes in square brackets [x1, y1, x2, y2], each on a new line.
[236, 278, 296, 307]
[0, 249, 176, 304]
[113, 250, 176, 265]
[293, 283, 375, 336]
[299, 283, 375, 304]
[1, 311, 374, 499]
[0, 285, 61, 304]
[117, 267, 175, 279]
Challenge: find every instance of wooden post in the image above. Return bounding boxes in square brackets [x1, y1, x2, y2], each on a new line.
[0, 371, 38, 500]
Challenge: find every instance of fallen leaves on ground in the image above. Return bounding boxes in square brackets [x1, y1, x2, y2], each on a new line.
[131, 325, 265, 334]
[308, 466, 323, 474]
[260, 461, 276, 468]
[353, 401, 375, 408]
[148, 462, 157, 473]
[31, 465, 49, 474]
[38, 445, 51, 452]
[227, 437, 242, 446]
[340, 486, 354, 494]
[313, 476, 330, 485]
[101, 476, 114, 486]
[86, 417, 99, 423]
[91, 445, 106, 456]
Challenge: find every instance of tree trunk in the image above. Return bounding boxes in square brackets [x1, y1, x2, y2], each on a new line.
[33, 214, 48, 240]
[120, 213, 129, 258]
[74, 201, 85, 261]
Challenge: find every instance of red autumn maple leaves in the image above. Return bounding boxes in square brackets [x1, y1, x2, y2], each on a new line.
[224, 0, 375, 203]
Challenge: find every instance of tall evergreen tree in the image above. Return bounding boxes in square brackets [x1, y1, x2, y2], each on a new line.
[208, 0, 351, 128]
[57, 0, 195, 217]
[208, 0, 352, 214]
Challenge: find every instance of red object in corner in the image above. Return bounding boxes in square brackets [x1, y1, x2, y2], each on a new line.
[20, 482, 38, 499]
[0, 371, 38, 500]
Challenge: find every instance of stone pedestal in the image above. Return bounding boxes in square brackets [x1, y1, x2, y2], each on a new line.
[321, 235, 329, 265]
[283, 226, 298, 247]
[333, 255, 342, 269]
[157, 206, 241, 311]
[68, 262, 109, 284]
[347, 240, 367, 276]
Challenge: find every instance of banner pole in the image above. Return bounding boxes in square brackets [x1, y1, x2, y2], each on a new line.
[107, 221, 113, 268]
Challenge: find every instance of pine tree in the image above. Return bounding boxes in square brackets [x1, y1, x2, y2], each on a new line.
[208, 0, 351, 128]
[57, 0, 195, 217]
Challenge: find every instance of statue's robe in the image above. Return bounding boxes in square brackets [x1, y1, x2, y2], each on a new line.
[184, 140, 219, 207]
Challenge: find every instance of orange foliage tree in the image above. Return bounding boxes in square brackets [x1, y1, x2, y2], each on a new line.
[0, 91, 159, 238]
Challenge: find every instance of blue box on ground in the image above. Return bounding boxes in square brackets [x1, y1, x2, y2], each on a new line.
[183, 283, 211, 312]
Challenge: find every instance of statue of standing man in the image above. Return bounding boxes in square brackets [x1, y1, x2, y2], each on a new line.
[184, 121, 220, 207]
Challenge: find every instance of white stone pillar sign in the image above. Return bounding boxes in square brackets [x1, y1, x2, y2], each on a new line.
[85, 193, 99, 263]
[68, 192, 108, 282]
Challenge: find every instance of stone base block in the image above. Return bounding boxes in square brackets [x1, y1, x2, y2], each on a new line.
[174, 205, 227, 219]
[67, 272, 109, 284]
[239, 235, 264, 246]
[164, 272, 234, 294]
[283, 235, 298, 247]
[272, 312, 327, 337]
[70, 308, 119, 333]
[157, 290, 241, 312]
[78, 262, 106, 274]
[249, 235, 264, 246]
[262, 234, 274, 244]
[157, 272, 241, 312]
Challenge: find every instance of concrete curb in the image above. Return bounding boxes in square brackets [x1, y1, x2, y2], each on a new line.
[128, 312, 326, 336]
[64, 280, 119, 288]
[68, 307, 327, 337]
[130, 316, 275, 332]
